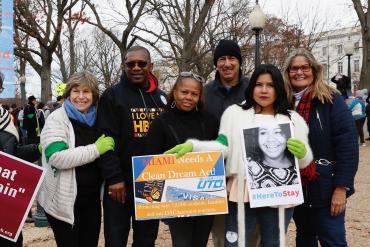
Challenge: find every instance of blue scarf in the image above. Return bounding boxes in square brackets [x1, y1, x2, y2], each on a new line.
[63, 99, 96, 126]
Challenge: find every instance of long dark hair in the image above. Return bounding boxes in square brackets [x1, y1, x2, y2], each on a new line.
[240, 64, 290, 117]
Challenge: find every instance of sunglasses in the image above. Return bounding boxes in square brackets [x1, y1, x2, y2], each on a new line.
[180, 71, 205, 83]
[289, 64, 311, 73]
[124, 61, 148, 69]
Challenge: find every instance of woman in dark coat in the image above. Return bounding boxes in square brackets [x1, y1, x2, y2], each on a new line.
[144, 71, 219, 247]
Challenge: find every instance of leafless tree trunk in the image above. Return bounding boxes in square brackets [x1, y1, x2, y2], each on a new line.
[14, 0, 79, 102]
[352, 0, 370, 90]
[54, 2, 88, 83]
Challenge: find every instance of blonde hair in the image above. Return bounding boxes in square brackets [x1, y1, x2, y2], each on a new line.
[283, 48, 339, 104]
[63, 71, 100, 105]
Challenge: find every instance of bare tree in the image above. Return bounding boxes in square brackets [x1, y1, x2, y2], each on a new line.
[352, 0, 370, 89]
[14, 0, 79, 101]
[89, 28, 122, 88]
[134, 0, 216, 76]
[136, 0, 253, 80]
[54, 1, 89, 83]
[83, 0, 149, 64]
[260, 16, 304, 70]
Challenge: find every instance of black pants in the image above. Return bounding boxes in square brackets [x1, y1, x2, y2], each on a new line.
[45, 199, 101, 247]
[103, 184, 159, 247]
[167, 215, 214, 247]
[355, 117, 366, 143]
[0, 232, 22, 247]
[26, 132, 39, 145]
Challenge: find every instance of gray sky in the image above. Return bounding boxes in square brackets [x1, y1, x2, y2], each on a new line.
[260, 0, 358, 31]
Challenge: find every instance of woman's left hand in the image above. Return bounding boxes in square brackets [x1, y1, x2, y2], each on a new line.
[331, 187, 347, 216]
[287, 138, 307, 159]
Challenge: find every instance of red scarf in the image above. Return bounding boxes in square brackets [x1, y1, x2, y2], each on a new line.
[296, 90, 319, 185]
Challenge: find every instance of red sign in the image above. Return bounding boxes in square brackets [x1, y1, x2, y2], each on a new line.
[0, 152, 45, 242]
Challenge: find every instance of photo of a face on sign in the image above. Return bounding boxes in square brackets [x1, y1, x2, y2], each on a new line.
[241, 120, 303, 208]
[242, 121, 298, 189]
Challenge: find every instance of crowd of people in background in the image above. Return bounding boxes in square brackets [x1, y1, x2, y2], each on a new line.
[0, 40, 367, 247]
[1, 95, 63, 146]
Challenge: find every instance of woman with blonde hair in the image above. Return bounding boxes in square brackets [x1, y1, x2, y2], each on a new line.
[38, 71, 115, 247]
[283, 48, 359, 247]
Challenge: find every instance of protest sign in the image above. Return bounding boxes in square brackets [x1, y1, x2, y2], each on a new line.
[132, 151, 228, 220]
[241, 121, 304, 208]
[0, 152, 45, 242]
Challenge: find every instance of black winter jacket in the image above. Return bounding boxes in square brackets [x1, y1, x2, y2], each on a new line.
[96, 74, 167, 186]
[204, 74, 249, 120]
[303, 94, 358, 207]
[144, 107, 219, 155]
[0, 131, 39, 162]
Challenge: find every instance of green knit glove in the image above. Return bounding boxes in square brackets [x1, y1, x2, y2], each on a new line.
[164, 142, 193, 158]
[95, 134, 115, 155]
[287, 138, 307, 159]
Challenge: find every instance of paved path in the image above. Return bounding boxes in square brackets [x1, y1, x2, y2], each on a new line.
[23, 145, 370, 246]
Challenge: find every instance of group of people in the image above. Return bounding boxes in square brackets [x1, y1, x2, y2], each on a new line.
[3, 95, 63, 146]
[1, 39, 359, 247]
[347, 90, 369, 147]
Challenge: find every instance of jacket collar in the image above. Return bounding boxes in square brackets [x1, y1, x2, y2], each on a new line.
[120, 72, 159, 93]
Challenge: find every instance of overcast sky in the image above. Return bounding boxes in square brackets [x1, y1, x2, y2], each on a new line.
[24, 0, 360, 99]
[260, 0, 358, 30]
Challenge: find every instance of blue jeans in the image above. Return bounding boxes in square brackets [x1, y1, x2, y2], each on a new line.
[293, 204, 347, 247]
[103, 184, 159, 247]
[225, 201, 293, 247]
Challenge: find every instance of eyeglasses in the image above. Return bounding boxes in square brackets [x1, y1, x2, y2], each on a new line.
[180, 71, 205, 83]
[124, 61, 148, 69]
[289, 64, 311, 73]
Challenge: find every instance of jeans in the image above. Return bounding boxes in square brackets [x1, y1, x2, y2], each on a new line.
[103, 184, 159, 247]
[293, 204, 347, 247]
[225, 201, 293, 247]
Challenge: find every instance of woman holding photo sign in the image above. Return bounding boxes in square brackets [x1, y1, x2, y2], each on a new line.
[165, 64, 313, 247]
[144, 71, 219, 247]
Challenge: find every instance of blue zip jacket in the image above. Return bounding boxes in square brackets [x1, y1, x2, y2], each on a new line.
[304, 94, 359, 207]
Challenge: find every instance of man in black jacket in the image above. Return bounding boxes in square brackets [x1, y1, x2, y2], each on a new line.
[96, 46, 167, 247]
[23, 95, 38, 144]
[203, 39, 252, 247]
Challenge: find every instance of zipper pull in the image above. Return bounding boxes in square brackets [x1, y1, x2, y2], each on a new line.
[316, 110, 323, 131]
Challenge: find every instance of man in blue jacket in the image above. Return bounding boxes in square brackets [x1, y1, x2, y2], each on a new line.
[96, 46, 167, 247]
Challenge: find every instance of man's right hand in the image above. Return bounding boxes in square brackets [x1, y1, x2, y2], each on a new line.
[108, 182, 126, 204]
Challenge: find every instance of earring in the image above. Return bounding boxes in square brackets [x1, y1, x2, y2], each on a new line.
[171, 101, 176, 108]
